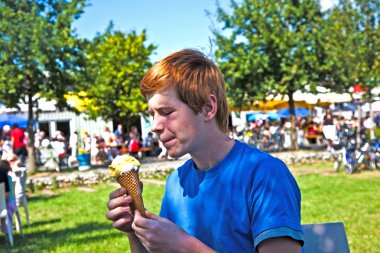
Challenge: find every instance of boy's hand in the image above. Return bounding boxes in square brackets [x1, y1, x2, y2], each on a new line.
[106, 187, 135, 233]
[132, 210, 193, 253]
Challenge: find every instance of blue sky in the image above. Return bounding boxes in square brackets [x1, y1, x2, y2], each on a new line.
[74, 0, 335, 62]
[73, 0, 228, 62]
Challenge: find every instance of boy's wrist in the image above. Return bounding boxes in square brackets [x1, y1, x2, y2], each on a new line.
[181, 234, 216, 253]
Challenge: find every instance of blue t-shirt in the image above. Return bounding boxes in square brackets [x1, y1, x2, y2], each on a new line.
[160, 140, 303, 252]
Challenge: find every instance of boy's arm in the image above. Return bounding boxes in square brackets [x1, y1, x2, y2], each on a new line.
[132, 211, 216, 253]
[127, 233, 149, 253]
[257, 237, 301, 253]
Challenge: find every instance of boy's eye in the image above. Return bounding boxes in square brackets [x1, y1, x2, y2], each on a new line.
[162, 110, 173, 116]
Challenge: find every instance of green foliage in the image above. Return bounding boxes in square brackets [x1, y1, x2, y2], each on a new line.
[320, 0, 380, 94]
[0, 0, 86, 109]
[0, 0, 87, 172]
[79, 23, 157, 124]
[213, 0, 324, 110]
[351, 0, 380, 98]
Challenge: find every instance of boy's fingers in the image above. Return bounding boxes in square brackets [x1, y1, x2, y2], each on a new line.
[144, 210, 160, 220]
[106, 206, 133, 221]
[107, 195, 133, 210]
[109, 187, 127, 200]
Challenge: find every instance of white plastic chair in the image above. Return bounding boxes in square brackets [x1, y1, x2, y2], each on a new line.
[12, 180, 24, 237]
[11, 168, 30, 227]
[302, 222, 350, 253]
[0, 182, 14, 246]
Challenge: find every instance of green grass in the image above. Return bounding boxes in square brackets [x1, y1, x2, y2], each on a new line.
[1, 183, 165, 253]
[1, 164, 379, 253]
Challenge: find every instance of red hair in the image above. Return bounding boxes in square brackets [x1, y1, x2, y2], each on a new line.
[140, 49, 229, 132]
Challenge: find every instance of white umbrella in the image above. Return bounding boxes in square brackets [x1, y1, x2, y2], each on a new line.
[266, 86, 352, 107]
[362, 101, 380, 112]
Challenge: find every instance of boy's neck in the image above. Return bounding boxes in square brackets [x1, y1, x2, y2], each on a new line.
[191, 133, 235, 170]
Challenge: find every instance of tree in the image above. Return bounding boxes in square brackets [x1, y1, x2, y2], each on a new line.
[350, 0, 379, 140]
[0, 0, 87, 172]
[77, 23, 156, 130]
[353, 0, 380, 90]
[317, 1, 361, 91]
[323, 0, 379, 139]
[320, 0, 379, 92]
[213, 0, 325, 149]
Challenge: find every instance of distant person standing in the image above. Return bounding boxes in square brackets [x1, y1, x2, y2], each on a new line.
[10, 124, 27, 166]
[0, 125, 11, 157]
[322, 108, 337, 151]
[1, 133, 12, 160]
[114, 124, 124, 140]
[69, 131, 78, 159]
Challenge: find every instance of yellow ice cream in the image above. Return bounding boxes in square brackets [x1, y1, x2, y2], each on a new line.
[109, 154, 140, 178]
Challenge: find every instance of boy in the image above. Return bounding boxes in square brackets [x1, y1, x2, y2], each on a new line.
[106, 49, 303, 252]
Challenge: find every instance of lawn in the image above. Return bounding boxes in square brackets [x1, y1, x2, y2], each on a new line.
[1, 162, 379, 253]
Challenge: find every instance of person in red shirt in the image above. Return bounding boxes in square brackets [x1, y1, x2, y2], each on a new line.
[10, 124, 27, 166]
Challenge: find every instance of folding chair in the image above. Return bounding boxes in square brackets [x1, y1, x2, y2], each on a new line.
[0, 182, 14, 246]
[12, 168, 30, 227]
[302, 222, 350, 253]
[12, 181, 24, 237]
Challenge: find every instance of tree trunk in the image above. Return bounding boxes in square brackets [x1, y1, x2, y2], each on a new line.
[356, 100, 362, 148]
[26, 91, 36, 173]
[368, 91, 375, 140]
[288, 91, 298, 150]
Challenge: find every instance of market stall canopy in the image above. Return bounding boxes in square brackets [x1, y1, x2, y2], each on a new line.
[333, 102, 357, 112]
[0, 114, 29, 129]
[246, 111, 280, 122]
[234, 86, 352, 112]
[277, 108, 309, 118]
[245, 100, 313, 111]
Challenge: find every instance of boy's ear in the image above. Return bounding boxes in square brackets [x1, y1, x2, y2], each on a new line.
[203, 94, 218, 121]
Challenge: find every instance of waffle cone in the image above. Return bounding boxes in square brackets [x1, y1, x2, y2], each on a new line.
[117, 170, 146, 217]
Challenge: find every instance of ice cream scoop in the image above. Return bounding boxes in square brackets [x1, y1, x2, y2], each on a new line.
[109, 154, 146, 217]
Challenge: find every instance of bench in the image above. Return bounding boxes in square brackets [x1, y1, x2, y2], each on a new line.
[305, 134, 324, 144]
[118, 147, 152, 157]
[306, 134, 324, 140]
[302, 222, 350, 253]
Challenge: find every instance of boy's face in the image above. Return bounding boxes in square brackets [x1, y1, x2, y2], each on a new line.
[147, 87, 206, 158]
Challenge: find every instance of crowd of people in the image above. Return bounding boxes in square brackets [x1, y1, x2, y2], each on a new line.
[0, 123, 165, 170]
[228, 109, 380, 152]
[80, 125, 162, 164]
[1, 108, 379, 171]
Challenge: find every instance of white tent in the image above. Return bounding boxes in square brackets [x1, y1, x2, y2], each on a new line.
[362, 101, 380, 112]
[266, 86, 352, 107]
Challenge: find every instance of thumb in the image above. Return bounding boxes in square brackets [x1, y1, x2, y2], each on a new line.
[144, 210, 161, 221]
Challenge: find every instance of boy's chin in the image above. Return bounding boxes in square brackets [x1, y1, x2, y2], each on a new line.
[167, 150, 184, 159]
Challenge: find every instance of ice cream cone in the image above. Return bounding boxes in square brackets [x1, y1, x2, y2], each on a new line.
[117, 170, 146, 217]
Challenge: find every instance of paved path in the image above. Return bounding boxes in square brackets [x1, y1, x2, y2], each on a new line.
[29, 150, 329, 183]
[29, 154, 191, 181]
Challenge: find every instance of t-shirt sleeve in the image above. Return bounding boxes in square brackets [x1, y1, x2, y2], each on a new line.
[159, 172, 172, 219]
[249, 157, 303, 247]
[254, 226, 303, 249]
[159, 190, 168, 218]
